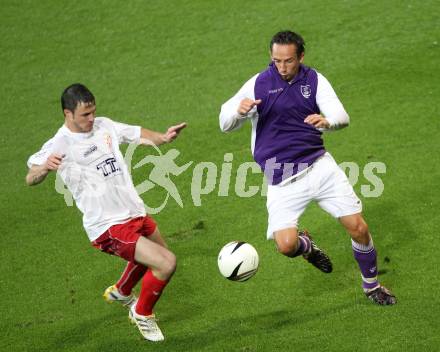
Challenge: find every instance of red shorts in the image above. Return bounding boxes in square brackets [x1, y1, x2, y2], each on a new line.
[92, 216, 157, 262]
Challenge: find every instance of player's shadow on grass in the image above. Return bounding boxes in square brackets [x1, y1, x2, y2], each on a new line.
[299, 198, 409, 295]
[46, 310, 134, 352]
[171, 304, 347, 349]
[362, 198, 414, 278]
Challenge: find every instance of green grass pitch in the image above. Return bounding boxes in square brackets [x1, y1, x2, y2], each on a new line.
[1, 0, 439, 351]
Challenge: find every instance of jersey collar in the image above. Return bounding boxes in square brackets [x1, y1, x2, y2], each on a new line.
[60, 124, 94, 140]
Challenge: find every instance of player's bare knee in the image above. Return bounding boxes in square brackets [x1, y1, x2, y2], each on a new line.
[355, 219, 368, 236]
[161, 251, 177, 278]
[168, 252, 177, 274]
[350, 221, 370, 244]
[275, 231, 299, 257]
[277, 243, 299, 256]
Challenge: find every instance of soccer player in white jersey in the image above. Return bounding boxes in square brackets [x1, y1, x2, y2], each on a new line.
[26, 83, 187, 341]
[219, 31, 396, 305]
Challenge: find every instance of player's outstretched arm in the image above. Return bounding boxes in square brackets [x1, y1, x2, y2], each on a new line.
[140, 123, 187, 146]
[25, 153, 63, 186]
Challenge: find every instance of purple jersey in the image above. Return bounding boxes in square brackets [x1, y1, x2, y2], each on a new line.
[253, 63, 326, 185]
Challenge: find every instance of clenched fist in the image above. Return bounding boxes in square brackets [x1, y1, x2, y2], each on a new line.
[44, 153, 64, 171]
[237, 98, 262, 116]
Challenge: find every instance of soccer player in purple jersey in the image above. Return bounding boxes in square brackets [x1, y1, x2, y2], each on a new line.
[219, 30, 396, 305]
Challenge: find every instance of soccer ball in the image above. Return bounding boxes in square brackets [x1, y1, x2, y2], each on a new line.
[217, 241, 259, 282]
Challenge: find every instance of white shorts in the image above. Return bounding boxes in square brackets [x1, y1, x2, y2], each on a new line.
[266, 152, 362, 239]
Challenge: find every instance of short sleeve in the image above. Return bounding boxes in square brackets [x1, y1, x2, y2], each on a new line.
[27, 135, 69, 168]
[27, 138, 55, 168]
[108, 119, 141, 144]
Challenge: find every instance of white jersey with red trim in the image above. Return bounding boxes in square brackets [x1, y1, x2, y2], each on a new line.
[27, 117, 146, 241]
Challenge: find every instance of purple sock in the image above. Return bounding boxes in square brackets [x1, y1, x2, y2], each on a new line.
[290, 235, 311, 257]
[352, 239, 379, 291]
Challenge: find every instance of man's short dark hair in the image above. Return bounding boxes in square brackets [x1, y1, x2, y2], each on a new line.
[61, 83, 95, 112]
[270, 31, 305, 57]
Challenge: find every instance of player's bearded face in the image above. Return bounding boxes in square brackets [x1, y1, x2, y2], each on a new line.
[66, 102, 96, 133]
[271, 43, 304, 81]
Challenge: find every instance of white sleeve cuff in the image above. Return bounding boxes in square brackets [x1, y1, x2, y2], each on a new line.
[219, 74, 259, 132]
[316, 72, 349, 130]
